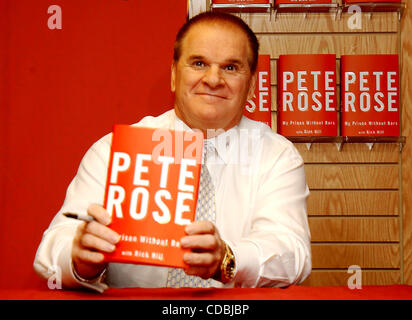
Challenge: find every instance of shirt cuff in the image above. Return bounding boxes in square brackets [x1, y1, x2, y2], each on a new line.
[229, 240, 261, 288]
[58, 237, 108, 293]
[71, 260, 108, 289]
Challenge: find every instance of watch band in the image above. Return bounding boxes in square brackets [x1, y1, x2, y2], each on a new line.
[220, 242, 236, 283]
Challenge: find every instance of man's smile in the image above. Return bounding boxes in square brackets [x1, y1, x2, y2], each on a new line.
[195, 92, 228, 100]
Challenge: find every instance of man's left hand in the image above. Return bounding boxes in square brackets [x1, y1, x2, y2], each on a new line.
[180, 220, 225, 280]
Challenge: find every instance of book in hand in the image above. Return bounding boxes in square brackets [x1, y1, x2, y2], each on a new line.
[103, 125, 203, 268]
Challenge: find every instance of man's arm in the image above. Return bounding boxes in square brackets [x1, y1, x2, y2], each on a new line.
[232, 139, 311, 287]
[33, 134, 115, 292]
[176, 139, 311, 287]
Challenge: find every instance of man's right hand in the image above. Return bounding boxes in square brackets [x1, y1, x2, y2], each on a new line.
[71, 204, 120, 280]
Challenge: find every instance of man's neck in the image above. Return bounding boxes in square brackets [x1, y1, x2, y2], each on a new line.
[173, 106, 240, 139]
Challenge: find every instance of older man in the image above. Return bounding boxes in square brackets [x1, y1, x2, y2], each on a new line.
[34, 12, 311, 292]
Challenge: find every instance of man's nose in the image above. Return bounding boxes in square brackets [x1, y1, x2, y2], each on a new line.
[202, 65, 224, 88]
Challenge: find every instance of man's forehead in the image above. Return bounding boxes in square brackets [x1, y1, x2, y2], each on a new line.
[184, 21, 247, 41]
[180, 22, 251, 59]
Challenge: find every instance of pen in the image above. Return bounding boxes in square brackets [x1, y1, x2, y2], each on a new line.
[63, 212, 95, 223]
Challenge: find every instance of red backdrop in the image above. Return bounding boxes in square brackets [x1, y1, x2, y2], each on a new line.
[0, 0, 187, 289]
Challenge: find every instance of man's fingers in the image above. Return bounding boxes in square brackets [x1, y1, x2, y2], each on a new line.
[181, 234, 218, 250]
[72, 222, 109, 279]
[75, 248, 105, 265]
[85, 221, 120, 245]
[185, 220, 216, 235]
[184, 266, 212, 279]
[87, 204, 111, 225]
[81, 233, 116, 253]
[184, 252, 215, 266]
[180, 221, 226, 280]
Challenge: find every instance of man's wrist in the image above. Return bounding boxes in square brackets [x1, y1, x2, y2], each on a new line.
[215, 241, 236, 284]
[71, 260, 107, 284]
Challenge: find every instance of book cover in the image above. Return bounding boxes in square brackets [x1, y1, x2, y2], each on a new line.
[343, 0, 403, 11]
[103, 125, 203, 268]
[275, 0, 336, 12]
[341, 55, 400, 137]
[244, 54, 272, 128]
[278, 54, 337, 136]
[211, 0, 271, 12]
[212, 0, 271, 4]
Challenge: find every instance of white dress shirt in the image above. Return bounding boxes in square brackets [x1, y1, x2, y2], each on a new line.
[33, 109, 311, 292]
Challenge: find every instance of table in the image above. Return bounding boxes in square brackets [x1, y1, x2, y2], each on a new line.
[1, 285, 412, 300]
[2, 286, 411, 318]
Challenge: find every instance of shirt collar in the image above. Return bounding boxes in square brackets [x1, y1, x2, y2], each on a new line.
[173, 111, 240, 165]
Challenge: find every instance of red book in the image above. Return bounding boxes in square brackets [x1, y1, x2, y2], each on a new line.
[275, 0, 337, 12]
[244, 55, 272, 128]
[212, 0, 271, 4]
[341, 55, 400, 137]
[103, 125, 203, 268]
[342, 0, 403, 12]
[211, 0, 271, 12]
[344, 0, 401, 3]
[278, 54, 337, 136]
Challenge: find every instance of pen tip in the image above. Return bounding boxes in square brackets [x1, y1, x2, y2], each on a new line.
[63, 213, 77, 219]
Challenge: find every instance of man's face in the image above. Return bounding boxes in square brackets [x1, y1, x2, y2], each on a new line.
[171, 22, 256, 134]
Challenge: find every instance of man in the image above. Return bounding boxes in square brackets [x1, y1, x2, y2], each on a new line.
[34, 12, 311, 292]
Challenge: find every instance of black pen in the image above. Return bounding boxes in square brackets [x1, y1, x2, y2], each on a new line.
[63, 212, 95, 223]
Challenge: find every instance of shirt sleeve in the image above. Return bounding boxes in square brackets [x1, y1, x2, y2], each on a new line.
[231, 137, 311, 288]
[33, 134, 112, 293]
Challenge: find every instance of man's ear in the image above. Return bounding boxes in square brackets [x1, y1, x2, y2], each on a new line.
[247, 72, 257, 100]
[171, 61, 176, 93]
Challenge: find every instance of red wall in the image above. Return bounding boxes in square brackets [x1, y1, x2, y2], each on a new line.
[0, 0, 187, 289]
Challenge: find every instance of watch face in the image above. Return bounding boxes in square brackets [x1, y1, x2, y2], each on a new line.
[227, 260, 234, 277]
[225, 254, 235, 279]
[221, 243, 236, 282]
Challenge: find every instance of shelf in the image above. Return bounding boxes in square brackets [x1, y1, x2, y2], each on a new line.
[209, 1, 406, 20]
[342, 1, 406, 20]
[274, 3, 339, 19]
[286, 135, 406, 151]
[276, 3, 339, 11]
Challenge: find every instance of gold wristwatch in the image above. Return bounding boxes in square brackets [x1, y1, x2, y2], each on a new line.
[220, 242, 236, 283]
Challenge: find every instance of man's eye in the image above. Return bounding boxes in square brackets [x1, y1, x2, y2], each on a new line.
[193, 61, 205, 68]
[224, 64, 237, 71]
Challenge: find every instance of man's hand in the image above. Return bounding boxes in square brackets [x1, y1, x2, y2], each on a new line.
[71, 204, 120, 280]
[181, 220, 226, 280]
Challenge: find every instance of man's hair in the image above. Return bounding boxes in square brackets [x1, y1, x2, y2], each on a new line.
[173, 11, 260, 73]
